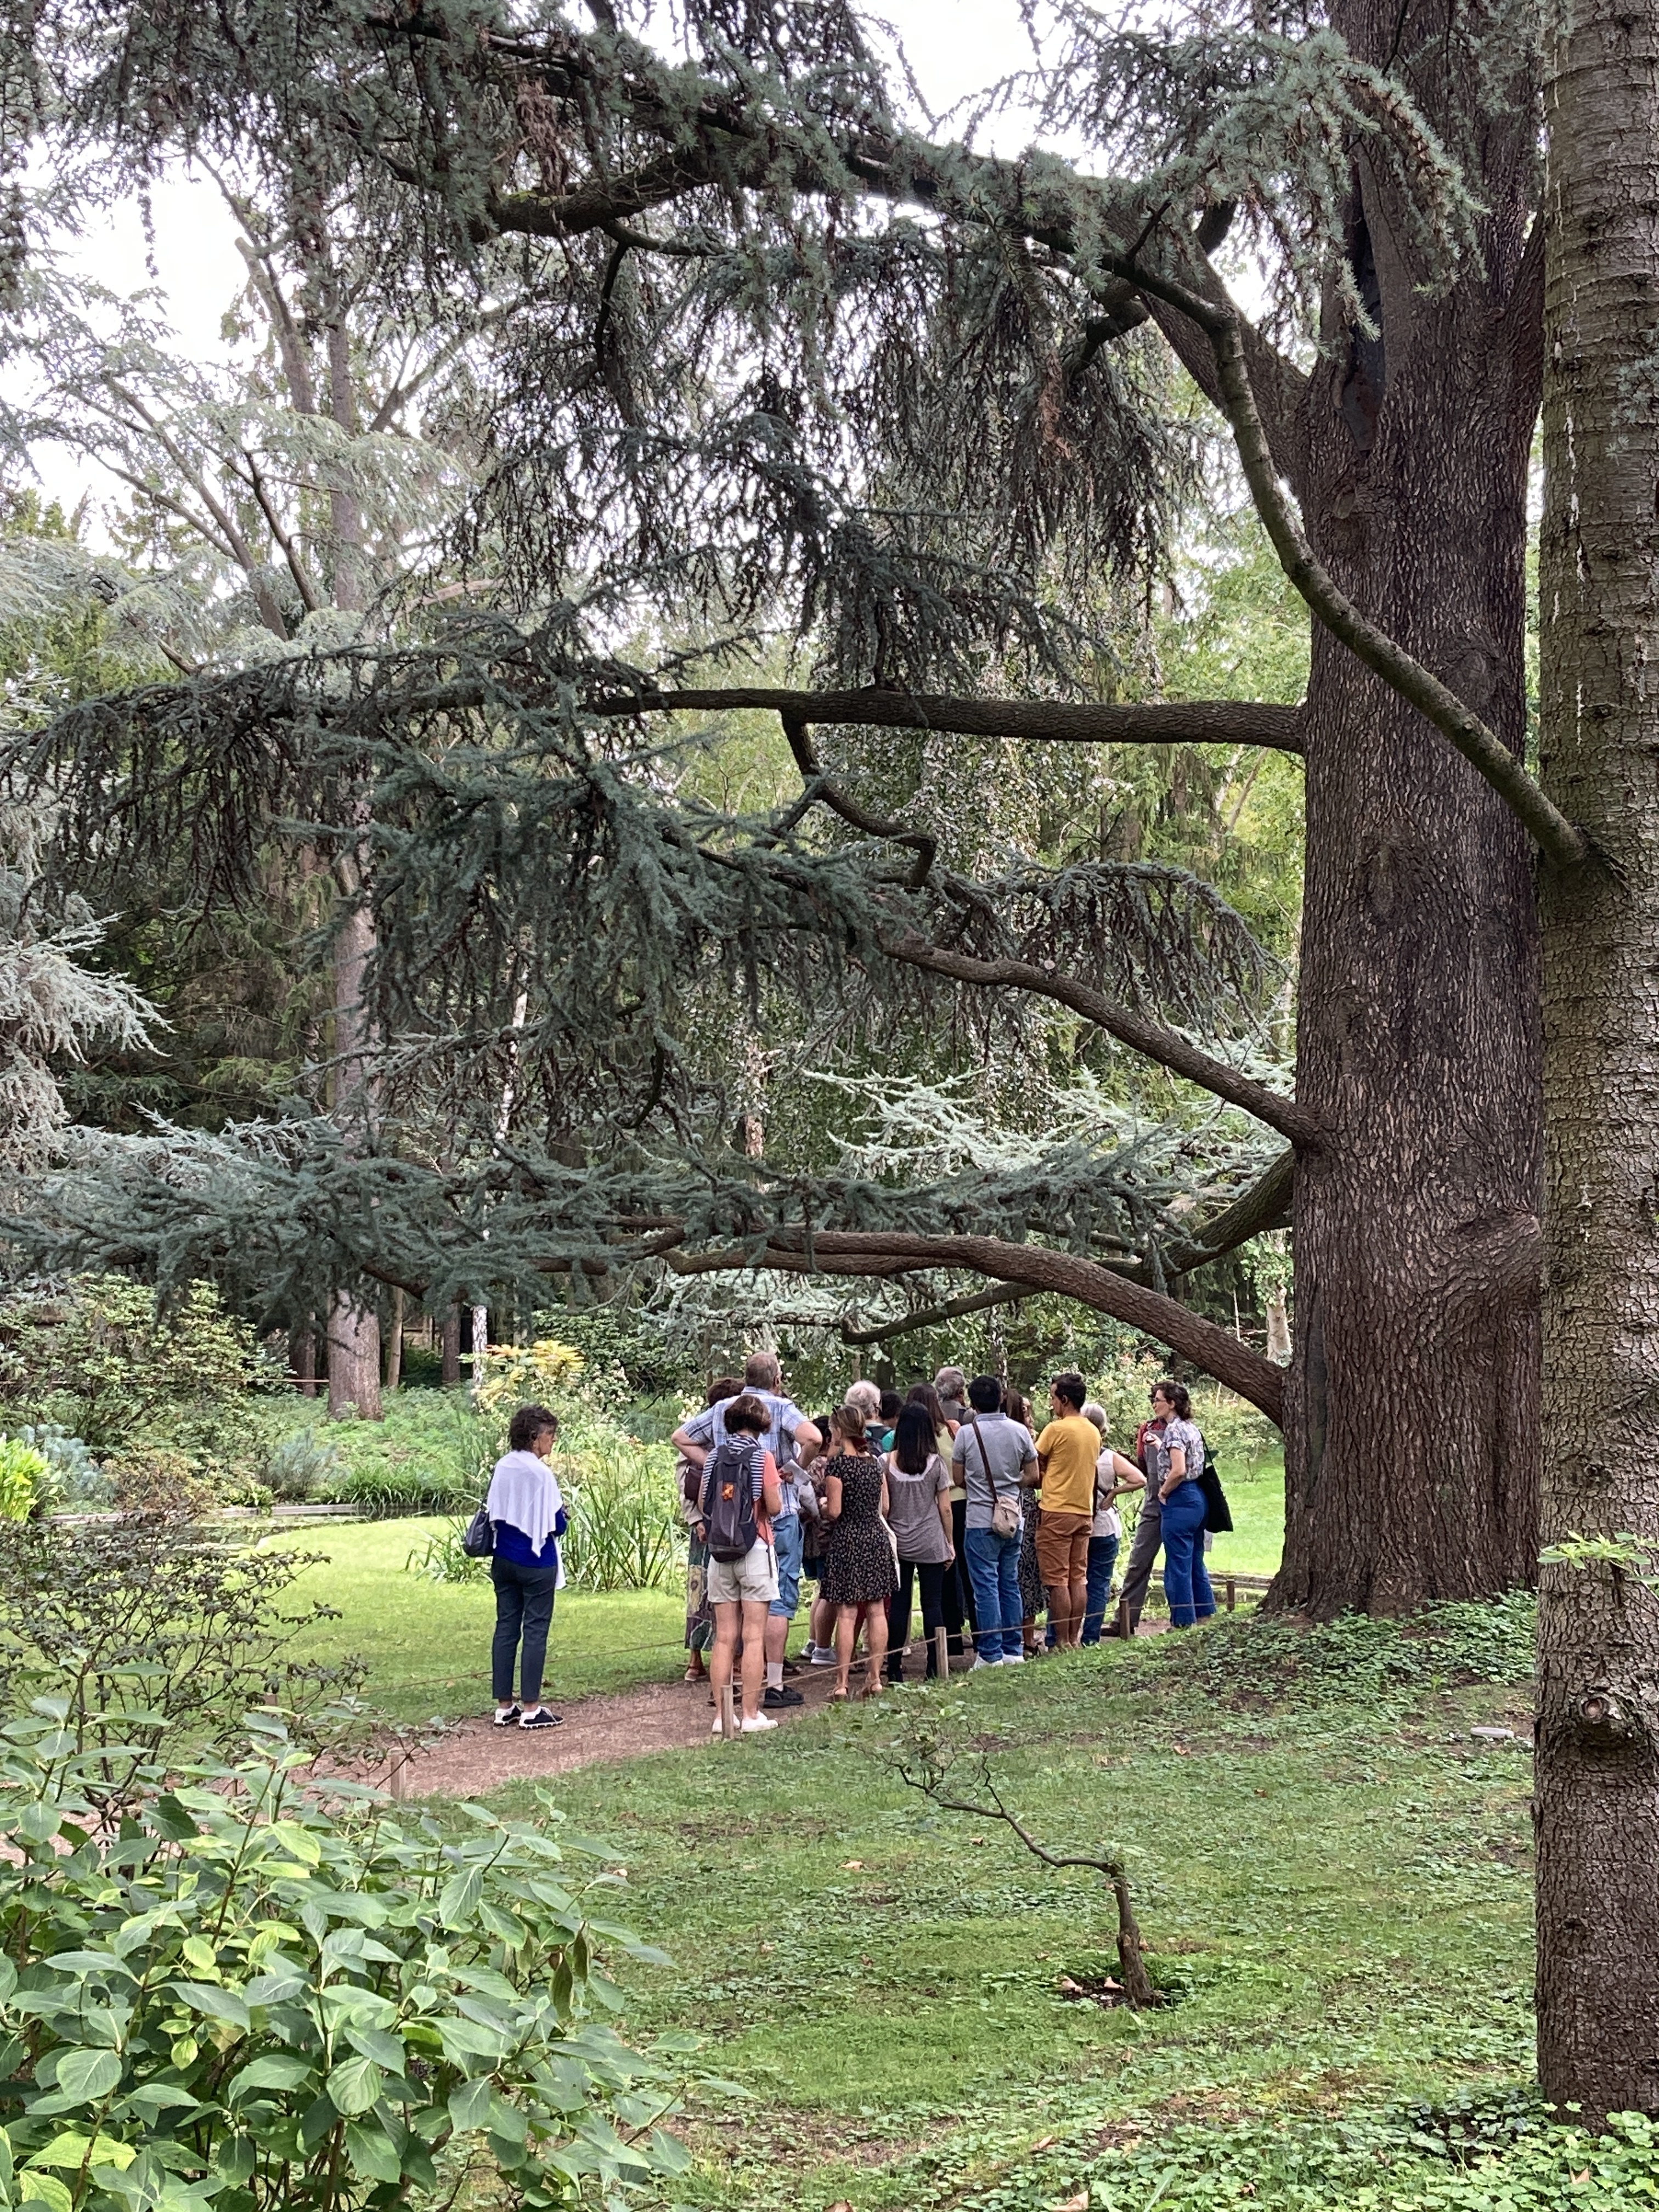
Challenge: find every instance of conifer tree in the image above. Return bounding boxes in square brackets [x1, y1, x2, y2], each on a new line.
[1, 0, 1600, 1616]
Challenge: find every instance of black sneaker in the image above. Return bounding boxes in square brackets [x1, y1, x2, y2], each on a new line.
[519, 1708, 563, 1729]
[493, 1705, 521, 1726]
[762, 1684, 804, 1708]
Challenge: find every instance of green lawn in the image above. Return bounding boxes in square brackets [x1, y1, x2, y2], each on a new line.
[476, 1602, 1547, 2211]
[268, 1519, 692, 1723]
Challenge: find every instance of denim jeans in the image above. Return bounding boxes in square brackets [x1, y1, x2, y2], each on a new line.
[1080, 1532, 1122, 1644]
[1160, 1485, 1215, 1629]
[963, 1525, 1024, 1660]
[770, 1510, 803, 1620]
[490, 1556, 559, 1701]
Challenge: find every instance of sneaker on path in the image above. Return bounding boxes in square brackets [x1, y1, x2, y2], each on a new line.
[763, 1685, 804, 1708]
[971, 1656, 1001, 1669]
[519, 1708, 562, 1728]
[741, 1711, 779, 1733]
[809, 1645, 838, 1666]
[493, 1705, 521, 1726]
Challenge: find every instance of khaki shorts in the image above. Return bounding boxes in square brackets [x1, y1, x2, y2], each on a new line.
[1035, 1510, 1091, 1589]
[707, 1538, 779, 1607]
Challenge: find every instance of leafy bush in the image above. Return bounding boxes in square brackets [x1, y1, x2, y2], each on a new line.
[264, 1429, 347, 1503]
[473, 1340, 589, 1424]
[14, 1426, 114, 1514]
[0, 1276, 283, 1453]
[561, 1439, 681, 1594]
[0, 1717, 692, 2212]
[405, 1519, 487, 1586]
[311, 1396, 493, 1519]
[0, 1516, 366, 1779]
[0, 1442, 42, 1524]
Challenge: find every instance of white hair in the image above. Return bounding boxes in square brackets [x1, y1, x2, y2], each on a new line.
[846, 1378, 882, 1419]
[1081, 1401, 1109, 1436]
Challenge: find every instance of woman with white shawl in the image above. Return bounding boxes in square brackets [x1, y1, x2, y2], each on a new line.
[486, 1403, 568, 1729]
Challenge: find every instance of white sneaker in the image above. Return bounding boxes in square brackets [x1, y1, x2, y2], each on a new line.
[1003, 1651, 1026, 1664]
[809, 1646, 837, 1666]
[971, 1656, 1001, 1670]
[741, 1712, 778, 1733]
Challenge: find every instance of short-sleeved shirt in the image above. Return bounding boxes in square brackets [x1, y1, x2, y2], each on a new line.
[1035, 1412, 1100, 1516]
[1092, 1448, 1122, 1541]
[685, 1391, 806, 1515]
[1149, 1417, 1205, 1494]
[885, 1453, 952, 1563]
[698, 1437, 777, 1539]
[952, 1413, 1037, 1531]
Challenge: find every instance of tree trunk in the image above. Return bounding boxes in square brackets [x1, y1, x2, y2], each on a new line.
[442, 1306, 461, 1387]
[1268, 7, 1544, 1612]
[328, 895, 382, 1419]
[290, 1319, 317, 1398]
[1534, 0, 1659, 2120]
[328, 1288, 382, 1420]
[385, 1285, 403, 1391]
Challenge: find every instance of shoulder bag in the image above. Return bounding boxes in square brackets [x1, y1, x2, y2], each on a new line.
[1196, 1434, 1233, 1534]
[461, 1500, 495, 1559]
[969, 1413, 1022, 1540]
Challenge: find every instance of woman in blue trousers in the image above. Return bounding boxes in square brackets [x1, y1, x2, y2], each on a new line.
[1149, 1380, 1215, 1629]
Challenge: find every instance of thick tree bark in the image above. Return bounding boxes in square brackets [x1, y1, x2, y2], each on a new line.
[1534, 0, 1659, 2120]
[1268, 0, 1544, 1612]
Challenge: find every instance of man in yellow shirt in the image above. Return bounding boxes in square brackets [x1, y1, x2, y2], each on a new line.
[1034, 1373, 1099, 1647]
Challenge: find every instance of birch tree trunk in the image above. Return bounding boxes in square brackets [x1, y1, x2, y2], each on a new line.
[1534, 0, 1659, 2120]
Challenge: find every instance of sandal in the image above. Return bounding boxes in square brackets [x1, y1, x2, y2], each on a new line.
[859, 1679, 884, 1700]
[829, 1686, 849, 1702]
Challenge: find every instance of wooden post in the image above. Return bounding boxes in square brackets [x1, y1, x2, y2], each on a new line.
[1225, 1578, 1237, 1613]
[934, 1626, 950, 1681]
[1117, 1595, 1132, 1639]
[389, 1750, 409, 1801]
[720, 1684, 737, 1740]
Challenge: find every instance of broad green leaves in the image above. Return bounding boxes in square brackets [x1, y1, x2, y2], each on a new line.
[0, 1720, 689, 2212]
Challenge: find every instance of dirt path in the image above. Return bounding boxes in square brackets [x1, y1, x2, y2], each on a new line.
[397, 1655, 886, 1796]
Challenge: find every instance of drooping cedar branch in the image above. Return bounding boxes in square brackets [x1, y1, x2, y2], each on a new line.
[883, 932, 1317, 1149]
[665, 1229, 1285, 1421]
[1160, 1145, 1294, 1275]
[838, 1279, 1028, 1346]
[597, 687, 1306, 755]
[1104, 254, 1591, 873]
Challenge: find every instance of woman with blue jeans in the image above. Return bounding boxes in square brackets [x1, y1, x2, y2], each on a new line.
[950, 1375, 1039, 1665]
[487, 1402, 570, 1728]
[1149, 1380, 1214, 1629]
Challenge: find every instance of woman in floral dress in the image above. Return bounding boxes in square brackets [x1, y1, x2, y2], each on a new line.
[818, 1402, 899, 1700]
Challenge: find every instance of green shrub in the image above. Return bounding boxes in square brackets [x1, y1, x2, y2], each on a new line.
[0, 1716, 691, 2212]
[404, 1519, 487, 1585]
[264, 1429, 347, 1503]
[558, 1432, 681, 1594]
[0, 1277, 283, 1453]
[14, 1426, 114, 1514]
[0, 1516, 367, 1779]
[0, 1443, 42, 1525]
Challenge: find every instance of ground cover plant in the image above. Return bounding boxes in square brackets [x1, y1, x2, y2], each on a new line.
[454, 1598, 1610, 2211]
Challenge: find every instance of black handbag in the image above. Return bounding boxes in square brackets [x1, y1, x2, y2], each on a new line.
[461, 1502, 495, 1558]
[1198, 1460, 1233, 1535]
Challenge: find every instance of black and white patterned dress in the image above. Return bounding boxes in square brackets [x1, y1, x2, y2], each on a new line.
[819, 1451, 899, 1607]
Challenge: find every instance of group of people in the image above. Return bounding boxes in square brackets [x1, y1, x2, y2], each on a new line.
[669, 1352, 1219, 1731]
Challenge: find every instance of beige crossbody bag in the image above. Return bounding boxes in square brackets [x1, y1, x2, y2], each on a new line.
[969, 1412, 1023, 1540]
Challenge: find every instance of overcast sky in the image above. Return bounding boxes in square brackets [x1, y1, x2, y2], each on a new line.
[26, 0, 1045, 526]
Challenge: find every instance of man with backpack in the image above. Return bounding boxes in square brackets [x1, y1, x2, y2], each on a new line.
[673, 1352, 821, 1708]
[695, 1392, 786, 1734]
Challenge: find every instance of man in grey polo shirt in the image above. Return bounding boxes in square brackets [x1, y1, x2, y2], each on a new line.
[672, 1351, 821, 1707]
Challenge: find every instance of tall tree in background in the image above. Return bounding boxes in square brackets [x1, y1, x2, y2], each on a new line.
[1533, 0, 1659, 2125]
